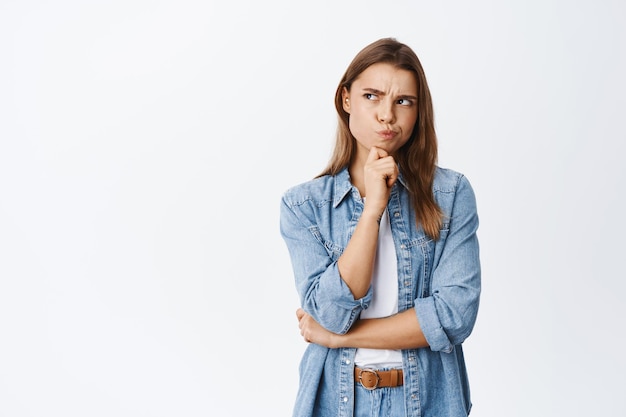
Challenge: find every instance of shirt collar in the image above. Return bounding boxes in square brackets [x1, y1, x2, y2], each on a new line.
[332, 168, 354, 208]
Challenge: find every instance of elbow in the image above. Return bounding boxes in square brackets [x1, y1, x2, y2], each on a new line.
[443, 299, 480, 347]
[415, 294, 480, 353]
[302, 297, 361, 335]
[299, 267, 370, 334]
[426, 315, 478, 353]
[319, 306, 360, 334]
[445, 316, 478, 346]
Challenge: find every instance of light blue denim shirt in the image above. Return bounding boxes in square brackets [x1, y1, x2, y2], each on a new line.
[280, 166, 481, 417]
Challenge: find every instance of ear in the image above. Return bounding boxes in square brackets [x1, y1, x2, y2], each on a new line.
[341, 87, 351, 113]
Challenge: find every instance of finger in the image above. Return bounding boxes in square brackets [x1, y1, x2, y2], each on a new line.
[366, 146, 388, 164]
[386, 165, 399, 187]
[296, 308, 304, 320]
[368, 156, 397, 187]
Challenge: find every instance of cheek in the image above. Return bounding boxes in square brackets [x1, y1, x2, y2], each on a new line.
[348, 108, 367, 131]
[401, 113, 418, 133]
[348, 116, 360, 137]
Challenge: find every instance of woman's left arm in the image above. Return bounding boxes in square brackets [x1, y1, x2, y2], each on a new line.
[297, 307, 428, 349]
[413, 175, 480, 353]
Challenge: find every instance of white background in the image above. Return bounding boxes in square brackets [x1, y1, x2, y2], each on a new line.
[1, 1, 625, 416]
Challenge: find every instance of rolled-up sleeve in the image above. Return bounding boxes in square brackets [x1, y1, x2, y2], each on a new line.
[280, 196, 370, 334]
[414, 175, 481, 353]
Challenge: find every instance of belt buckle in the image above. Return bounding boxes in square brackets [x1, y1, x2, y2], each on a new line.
[358, 368, 380, 390]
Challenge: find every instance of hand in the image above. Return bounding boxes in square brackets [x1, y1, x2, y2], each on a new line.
[296, 308, 337, 348]
[363, 146, 398, 218]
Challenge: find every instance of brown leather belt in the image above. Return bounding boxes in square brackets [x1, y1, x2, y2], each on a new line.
[355, 367, 404, 390]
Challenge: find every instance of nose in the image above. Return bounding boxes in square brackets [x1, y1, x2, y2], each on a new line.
[378, 100, 395, 124]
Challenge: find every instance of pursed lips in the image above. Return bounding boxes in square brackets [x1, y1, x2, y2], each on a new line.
[377, 129, 398, 140]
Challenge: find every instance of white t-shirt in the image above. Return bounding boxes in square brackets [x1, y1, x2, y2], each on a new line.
[354, 208, 403, 369]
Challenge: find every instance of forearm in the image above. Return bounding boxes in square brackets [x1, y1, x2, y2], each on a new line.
[337, 209, 381, 299]
[332, 308, 429, 350]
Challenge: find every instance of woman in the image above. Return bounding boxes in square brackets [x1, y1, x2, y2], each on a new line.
[280, 38, 481, 417]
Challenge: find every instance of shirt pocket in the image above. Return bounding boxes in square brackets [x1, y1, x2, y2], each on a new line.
[309, 226, 345, 262]
[410, 221, 450, 298]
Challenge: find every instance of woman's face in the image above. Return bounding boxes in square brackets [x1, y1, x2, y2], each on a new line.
[342, 63, 418, 160]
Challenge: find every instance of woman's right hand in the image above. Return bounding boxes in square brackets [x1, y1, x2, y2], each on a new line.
[363, 146, 398, 219]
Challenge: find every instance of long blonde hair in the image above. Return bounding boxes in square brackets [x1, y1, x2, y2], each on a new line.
[319, 38, 443, 240]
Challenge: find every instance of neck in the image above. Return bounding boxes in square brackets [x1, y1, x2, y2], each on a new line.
[348, 158, 366, 197]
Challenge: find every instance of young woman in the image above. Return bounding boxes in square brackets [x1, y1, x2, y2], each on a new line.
[280, 38, 481, 417]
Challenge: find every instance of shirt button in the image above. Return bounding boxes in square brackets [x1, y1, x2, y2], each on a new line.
[342, 397, 348, 402]
[394, 212, 400, 217]
[400, 244, 406, 249]
[345, 359, 351, 365]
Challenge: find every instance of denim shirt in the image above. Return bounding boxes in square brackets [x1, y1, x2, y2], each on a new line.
[280, 166, 481, 417]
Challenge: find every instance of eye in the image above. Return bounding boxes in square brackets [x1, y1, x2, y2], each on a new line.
[397, 98, 414, 106]
[364, 93, 378, 100]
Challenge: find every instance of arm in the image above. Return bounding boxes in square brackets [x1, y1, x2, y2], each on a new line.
[295, 174, 481, 352]
[297, 307, 428, 350]
[280, 147, 398, 333]
[337, 146, 398, 299]
[280, 195, 364, 335]
[414, 174, 481, 352]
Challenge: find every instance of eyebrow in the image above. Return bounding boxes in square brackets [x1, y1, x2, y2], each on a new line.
[362, 88, 417, 100]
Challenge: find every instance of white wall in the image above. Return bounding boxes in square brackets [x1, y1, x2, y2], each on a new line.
[1, 1, 624, 416]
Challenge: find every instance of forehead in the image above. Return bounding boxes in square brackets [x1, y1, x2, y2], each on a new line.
[353, 63, 417, 93]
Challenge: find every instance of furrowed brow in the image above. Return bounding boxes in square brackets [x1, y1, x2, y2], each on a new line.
[362, 88, 417, 100]
[363, 88, 385, 95]
[397, 94, 418, 101]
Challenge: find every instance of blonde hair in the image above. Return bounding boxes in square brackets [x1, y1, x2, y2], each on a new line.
[319, 38, 443, 239]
